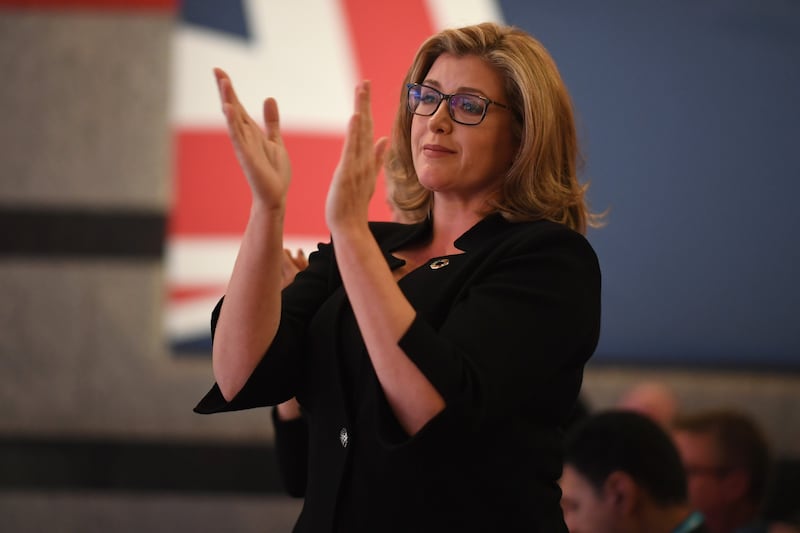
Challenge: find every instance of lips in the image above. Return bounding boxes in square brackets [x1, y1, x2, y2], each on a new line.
[423, 143, 456, 155]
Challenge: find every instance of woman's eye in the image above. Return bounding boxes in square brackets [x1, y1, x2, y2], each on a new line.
[420, 93, 439, 104]
[460, 97, 484, 115]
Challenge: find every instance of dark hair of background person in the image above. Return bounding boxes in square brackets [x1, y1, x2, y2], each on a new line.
[564, 409, 688, 506]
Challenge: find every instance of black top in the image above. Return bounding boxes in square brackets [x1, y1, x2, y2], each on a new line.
[195, 214, 601, 532]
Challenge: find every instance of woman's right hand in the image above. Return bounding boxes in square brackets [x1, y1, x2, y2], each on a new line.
[214, 68, 291, 211]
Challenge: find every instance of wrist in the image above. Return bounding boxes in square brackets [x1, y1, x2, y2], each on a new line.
[329, 219, 371, 242]
[249, 200, 286, 224]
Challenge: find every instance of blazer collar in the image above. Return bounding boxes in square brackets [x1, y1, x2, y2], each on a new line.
[381, 212, 511, 256]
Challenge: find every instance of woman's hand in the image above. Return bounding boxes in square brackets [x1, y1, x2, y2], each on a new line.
[280, 248, 308, 288]
[215, 68, 291, 211]
[326, 81, 389, 232]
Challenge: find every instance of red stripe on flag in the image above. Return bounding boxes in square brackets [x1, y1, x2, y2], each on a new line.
[342, 0, 435, 221]
[169, 286, 225, 302]
[342, 0, 435, 135]
[170, 129, 384, 237]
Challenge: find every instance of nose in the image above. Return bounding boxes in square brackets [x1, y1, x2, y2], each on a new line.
[427, 97, 453, 133]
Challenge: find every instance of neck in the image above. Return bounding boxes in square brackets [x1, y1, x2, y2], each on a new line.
[429, 200, 487, 251]
[429, 208, 484, 255]
[703, 503, 759, 533]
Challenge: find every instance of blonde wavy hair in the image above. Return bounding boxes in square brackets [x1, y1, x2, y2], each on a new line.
[385, 22, 603, 235]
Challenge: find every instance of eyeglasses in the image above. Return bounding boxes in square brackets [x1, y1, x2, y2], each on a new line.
[406, 83, 508, 126]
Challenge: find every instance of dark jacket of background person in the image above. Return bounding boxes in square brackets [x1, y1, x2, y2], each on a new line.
[196, 214, 601, 532]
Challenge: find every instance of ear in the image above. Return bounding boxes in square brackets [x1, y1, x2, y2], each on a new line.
[603, 471, 640, 516]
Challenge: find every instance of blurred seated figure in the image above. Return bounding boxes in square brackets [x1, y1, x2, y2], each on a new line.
[672, 409, 770, 533]
[560, 409, 708, 533]
[616, 380, 679, 429]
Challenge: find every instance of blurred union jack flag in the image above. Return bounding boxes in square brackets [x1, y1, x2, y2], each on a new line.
[165, 0, 504, 352]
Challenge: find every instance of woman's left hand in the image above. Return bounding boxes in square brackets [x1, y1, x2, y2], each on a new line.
[326, 81, 389, 233]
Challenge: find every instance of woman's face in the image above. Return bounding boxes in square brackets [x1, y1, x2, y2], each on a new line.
[410, 53, 517, 207]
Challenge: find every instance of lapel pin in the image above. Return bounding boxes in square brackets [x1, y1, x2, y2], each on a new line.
[429, 258, 450, 270]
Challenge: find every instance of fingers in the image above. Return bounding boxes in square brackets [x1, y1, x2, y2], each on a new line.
[356, 81, 373, 148]
[341, 81, 374, 161]
[281, 248, 309, 288]
[326, 81, 385, 228]
[214, 67, 243, 111]
[214, 68, 247, 136]
[374, 136, 389, 169]
[293, 248, 308, 270]
[263, 97, 282, 145]
[214, 68, 265, 161]
[283, 248, 308, 270]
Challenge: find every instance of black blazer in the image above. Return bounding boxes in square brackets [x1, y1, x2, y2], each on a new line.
[196, 214, 601, 533]
[271, 406, 309, 498]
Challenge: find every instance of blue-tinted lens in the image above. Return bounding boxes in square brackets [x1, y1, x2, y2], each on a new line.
[450, 94, 486, 123]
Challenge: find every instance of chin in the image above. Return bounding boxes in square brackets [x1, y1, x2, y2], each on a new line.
[416, 173, 449, 192]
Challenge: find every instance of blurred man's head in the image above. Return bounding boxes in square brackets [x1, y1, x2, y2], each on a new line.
[561, 410, 696, 533]
[616, 380, 679, 429]
[672, 409, 770, 533]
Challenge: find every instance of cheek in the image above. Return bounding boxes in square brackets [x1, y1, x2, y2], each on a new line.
[491, 131, 518, 171]
[687, 478, 716, 505]
[467, 132, 515, 179]
[563, 504, 595, 533]
[409, 121, 424, 166]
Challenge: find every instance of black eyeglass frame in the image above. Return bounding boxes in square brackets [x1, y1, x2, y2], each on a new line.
[406, 83, 509, 126]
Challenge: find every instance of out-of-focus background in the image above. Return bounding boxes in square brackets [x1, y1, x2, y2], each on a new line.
[1, 0, 798, 531]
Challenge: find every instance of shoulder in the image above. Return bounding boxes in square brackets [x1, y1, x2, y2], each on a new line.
[514, 220, 598, 262]
[486, 219, 601, 293]
[462, 216, 598, 266]
[509, 218, 593, 246]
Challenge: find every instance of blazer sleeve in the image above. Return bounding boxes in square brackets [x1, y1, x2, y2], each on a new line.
[194, 239, 338, 414]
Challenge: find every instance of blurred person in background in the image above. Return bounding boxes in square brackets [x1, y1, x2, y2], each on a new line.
[560, 409, 708, 533]
[672, 409, 771, 533]
[616, 380, 679, 429]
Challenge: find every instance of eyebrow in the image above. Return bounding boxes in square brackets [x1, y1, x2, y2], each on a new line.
[421, 79, 489, 96]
